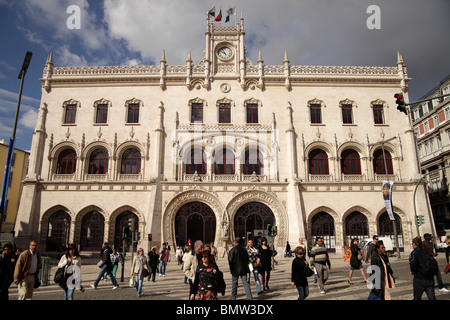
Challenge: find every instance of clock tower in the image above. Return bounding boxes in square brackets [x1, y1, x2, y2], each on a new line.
[204, 13, 246, 85]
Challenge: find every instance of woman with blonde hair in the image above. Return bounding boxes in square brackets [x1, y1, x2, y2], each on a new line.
[131, 248, 150, 298]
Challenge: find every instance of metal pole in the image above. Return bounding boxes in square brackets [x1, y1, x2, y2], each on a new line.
[0, 51, 32, 233]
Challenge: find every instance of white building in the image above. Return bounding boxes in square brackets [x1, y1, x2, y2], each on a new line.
[14, 15, 432, 256]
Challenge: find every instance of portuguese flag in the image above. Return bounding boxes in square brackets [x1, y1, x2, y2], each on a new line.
[215, 9, 222, 21]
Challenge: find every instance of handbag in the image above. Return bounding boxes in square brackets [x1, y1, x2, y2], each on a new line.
[97, 260, 105, 268]
[129, 276, 135, 287]
[305, 266, 314, 277]
[54, 266, 66, 284]
[142, 268, 149, 278]
[368, 290, 381, 300]
[444, 263, 450, 274]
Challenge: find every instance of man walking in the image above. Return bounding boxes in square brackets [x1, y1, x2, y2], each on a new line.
[13, 240, 42, 300]
[364, 235, 379, 263]
[422, 233, 449, 293]
[159, 242, 170, 277]
[91, 242, 119, 290]
[310, 236, 331, 294]
[228, 238, 252, 300]
[184, 240, 203, 300]
[409, 236, 436, 300]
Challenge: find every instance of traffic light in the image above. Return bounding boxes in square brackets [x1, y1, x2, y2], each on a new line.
[272, 226, 278, 237]
[128, 218, 136, 232]
[123, 226, 130, 239]
[394, 93, 407, 114]
[148, 234, 152, 241]
[267, 224, 272, 237]
[416, 215, 425, 226]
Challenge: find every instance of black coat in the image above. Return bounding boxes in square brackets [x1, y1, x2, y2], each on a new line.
[228, 245, 250, 277]
[291, 257, 309, 287]
[350, 244, 362, 269]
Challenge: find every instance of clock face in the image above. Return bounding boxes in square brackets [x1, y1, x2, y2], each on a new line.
[217, 46, 233, 60]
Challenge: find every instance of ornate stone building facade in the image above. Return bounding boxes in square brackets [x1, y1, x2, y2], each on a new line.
[15, 16, 433, 255]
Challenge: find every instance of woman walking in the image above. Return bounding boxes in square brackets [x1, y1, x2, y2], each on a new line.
[370, 242, 395, 300]
[147, 246, 159, 282]
[291, 246, 310, 300]
[57, 243, 82, 300]
[131, 248, 150, 298]
[258, 237, 273, 291]
[192, 251, 219, 300]
[348, 238, 368, 284]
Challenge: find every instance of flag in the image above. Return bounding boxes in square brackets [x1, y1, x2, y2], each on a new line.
[225, 7, 236, 23]
[215, 9, 222, 22]
[382, 181, 395, 221]
[208, 6, 215, 17]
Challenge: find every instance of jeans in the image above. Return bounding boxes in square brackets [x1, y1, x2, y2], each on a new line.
[63, 287, 75, 300]
[296, 285, 309, 300]
[231, 274, 252, 300]
[160, 260, 167, 275]
[248, 269, 262, 293]
[135, 275, 143, 295]
[413, 277, 436, 300]
[94, 266, 119, 288]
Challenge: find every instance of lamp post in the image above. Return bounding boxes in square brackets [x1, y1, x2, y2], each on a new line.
[0, 51, 33, 233]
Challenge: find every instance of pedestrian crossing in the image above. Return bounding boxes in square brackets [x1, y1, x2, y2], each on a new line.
[7, 255, 449, 300]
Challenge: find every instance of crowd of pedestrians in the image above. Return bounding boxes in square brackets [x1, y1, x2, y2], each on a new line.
[0, 234, 449, 301]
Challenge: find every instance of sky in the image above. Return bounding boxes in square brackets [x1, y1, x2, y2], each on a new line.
[0, 0, 449, 151]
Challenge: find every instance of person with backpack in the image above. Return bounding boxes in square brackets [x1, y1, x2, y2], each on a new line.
[423, 233, 450, 293]
[409, 236, 436, 300]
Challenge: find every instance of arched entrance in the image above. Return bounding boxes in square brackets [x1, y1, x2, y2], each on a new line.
[175, 202, 216, 246]
[379, 212, 404, 252]
[46, 210, 71, 251]
[311, 212, 336, 252]
[234, 202, 275, 244]
[345, 211, 369, 245]
[80, 210, 104, 251]
[114, 211, 139, 252]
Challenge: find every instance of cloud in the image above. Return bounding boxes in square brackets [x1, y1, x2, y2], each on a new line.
[19, 109, 38, 129]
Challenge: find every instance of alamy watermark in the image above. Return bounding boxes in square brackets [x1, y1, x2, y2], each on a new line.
[65, 5, 381, 31]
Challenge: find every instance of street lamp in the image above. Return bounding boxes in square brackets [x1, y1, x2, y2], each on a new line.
[0, 51, 33, 233]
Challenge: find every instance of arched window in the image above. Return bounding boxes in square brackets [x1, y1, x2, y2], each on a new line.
[215, 148, 235, 174]
[56, 149, 77, 174]
[121, 148, 141, 174]
[345, 211, 368, 245]
[311, 212, 336, 251]
[309, 149, 329, 175]
[373, 149, 393, 175]
[185, 148, 206, 174]
[341, 149, 361, 174]
[243, 149, 263, 175]
[89, 148, 109, 174]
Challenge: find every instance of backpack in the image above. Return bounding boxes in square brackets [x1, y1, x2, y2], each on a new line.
[418, 251, 439, 278]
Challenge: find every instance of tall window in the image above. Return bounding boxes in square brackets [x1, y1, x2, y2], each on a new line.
[191, 103, 203, 123]
[373, 149, 393, 175]
[342, 104, 353, 124]
[243, 149, 263, 175]
[64, 104, 77, 124]
[341, 149, 361, 174]
[246, 104, 259, 123]
[310, 104, 322, 124]
[185, 148, 206, 174]
[96, 104, 108, 124]
[373, 105, 384, 124]
[219, 103, 231, 123]
[56, 149, 77, 174]
[89, 149, 109, 174]
[120, 148, 141, 174]
[308, 149, 329, 175]
[215, 149, 235, 174]
[127, 104, 140, 123]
